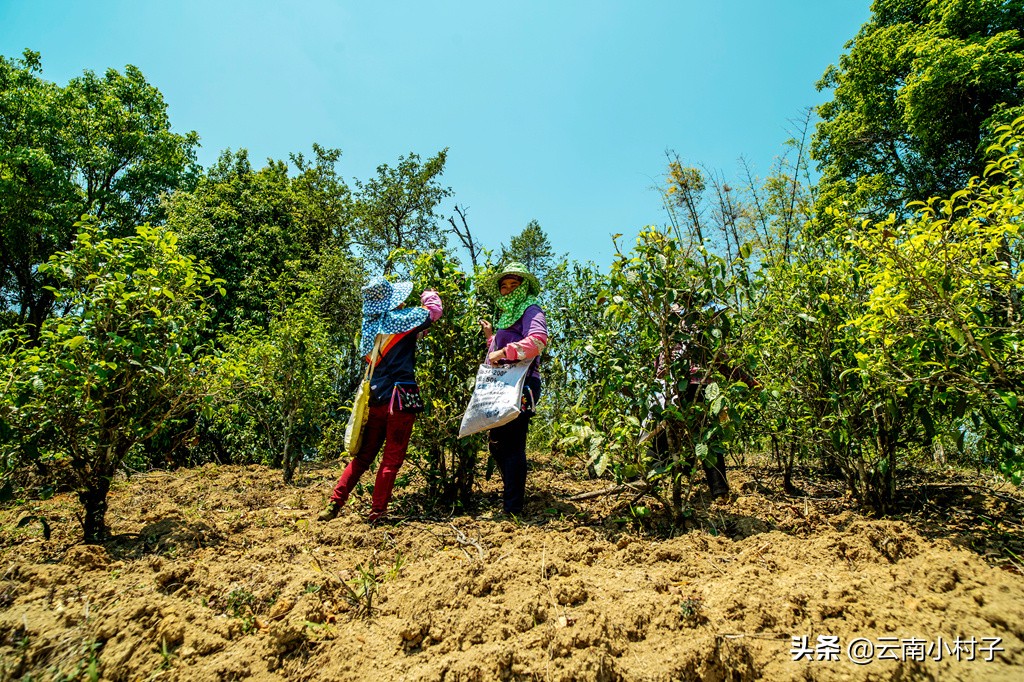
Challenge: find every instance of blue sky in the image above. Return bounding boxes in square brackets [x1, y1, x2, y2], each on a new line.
[1, 1, 871, 268]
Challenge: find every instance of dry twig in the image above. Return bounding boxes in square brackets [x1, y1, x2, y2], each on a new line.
[569, 482, 648, 502]
[449, 523, 487, 560]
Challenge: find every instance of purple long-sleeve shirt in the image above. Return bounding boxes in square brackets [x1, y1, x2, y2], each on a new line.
[487, 304, 548, 379]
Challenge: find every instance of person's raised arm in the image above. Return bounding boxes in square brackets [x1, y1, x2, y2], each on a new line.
[420, 289, 443, 321]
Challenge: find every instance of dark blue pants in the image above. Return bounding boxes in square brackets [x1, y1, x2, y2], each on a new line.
[489, 376, 541, 514]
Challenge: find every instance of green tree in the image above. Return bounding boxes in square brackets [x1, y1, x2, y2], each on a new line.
[657, 148, 922, 512]
[350, 150, 452, 274]
[499, 219, 556, 283]
[750, 230, 923, 512]
[813, 0, 1024, 220]
[848, 117, 1024, 482]
[0, 50, 199, 335]
[557, 227, 755, 523]
[217, 287, 340, 483]
[0, 50, 70, 329]
[406, 250, 487, 507]
[1, 222, 220, 542]
[166, 146, 351, 329]
[290, 144, 352, 255]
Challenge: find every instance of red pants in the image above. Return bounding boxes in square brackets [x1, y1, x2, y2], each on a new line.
[330, 404, 416, 515]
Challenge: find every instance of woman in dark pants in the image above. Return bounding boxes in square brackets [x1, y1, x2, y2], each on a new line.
[478, 262, 548, 516]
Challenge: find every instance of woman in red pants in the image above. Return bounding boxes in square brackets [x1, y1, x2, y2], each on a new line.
[319, 277, 442, 524]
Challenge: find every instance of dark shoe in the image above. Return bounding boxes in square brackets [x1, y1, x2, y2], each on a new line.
[317, 503, 341, 522]
[499, 510, 523, 524]
[707, 472, 730, 499]
[709, 484, 730, 500]
[366, 510, 387, 526]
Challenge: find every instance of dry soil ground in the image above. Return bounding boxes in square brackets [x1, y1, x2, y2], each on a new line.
[1, 454, 1023, 681]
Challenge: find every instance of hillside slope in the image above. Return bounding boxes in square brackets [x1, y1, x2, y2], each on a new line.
[1, 457, 1022, 681]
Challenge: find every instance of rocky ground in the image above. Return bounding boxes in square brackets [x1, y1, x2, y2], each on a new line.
[1, 453, 1023, 681]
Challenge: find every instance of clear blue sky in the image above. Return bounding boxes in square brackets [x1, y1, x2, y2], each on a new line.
[1, 0, 871, 268]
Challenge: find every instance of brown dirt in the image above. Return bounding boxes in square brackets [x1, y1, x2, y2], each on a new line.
[1, 455, 1023, 681]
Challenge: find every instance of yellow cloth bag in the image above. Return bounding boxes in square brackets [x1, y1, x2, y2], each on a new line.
[344, 337, 381, 454]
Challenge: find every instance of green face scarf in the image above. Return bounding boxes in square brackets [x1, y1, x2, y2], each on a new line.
[495, 286, 540, 329]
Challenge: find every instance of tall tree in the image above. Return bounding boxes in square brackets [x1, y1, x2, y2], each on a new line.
[848, 117, 1024, 483]
[166, 146, 352, 329]
[0, 50, 199, 334]
[813, 0, 1024, 220]
[350, 150, 452, 274]
[500, 219, 556, 282]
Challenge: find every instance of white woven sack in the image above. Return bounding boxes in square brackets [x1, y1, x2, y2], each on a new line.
[458, 359, 533, 438]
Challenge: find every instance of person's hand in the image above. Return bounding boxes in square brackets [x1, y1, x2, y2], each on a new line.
[478, 319, 493, 340]
[488, 348, 506, 364]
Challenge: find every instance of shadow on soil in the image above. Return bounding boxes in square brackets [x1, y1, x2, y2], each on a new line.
[104, 517, 224, 561]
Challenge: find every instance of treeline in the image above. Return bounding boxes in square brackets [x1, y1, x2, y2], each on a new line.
[2, 0, 1023, 542]
[545, 0, 1024, 522]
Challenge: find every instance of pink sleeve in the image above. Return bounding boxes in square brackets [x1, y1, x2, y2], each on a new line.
[503, 306, 549, 361]
[420, 290, 443, 321]
[504, 333, 548, 361]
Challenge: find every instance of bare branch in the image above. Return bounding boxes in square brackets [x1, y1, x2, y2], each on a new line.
[447, 204, 480, 270]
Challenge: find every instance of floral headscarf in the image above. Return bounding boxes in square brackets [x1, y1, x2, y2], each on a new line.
[359, 277, 428, 356]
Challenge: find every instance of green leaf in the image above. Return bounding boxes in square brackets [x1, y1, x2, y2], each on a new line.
[588, 446, 610, 477]
[66, 335, 87, 349]
[695, 443, 708, 462]
[704, 382, 720, 402]
[947, 326, 965, 346]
